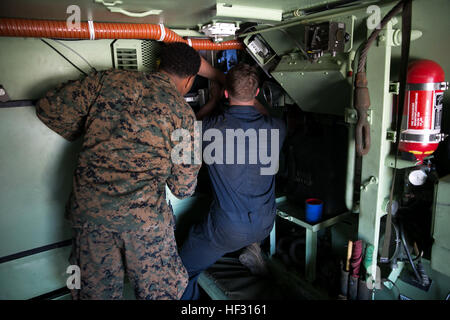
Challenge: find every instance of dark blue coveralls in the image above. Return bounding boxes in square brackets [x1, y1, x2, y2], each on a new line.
[180, 105, 286, 300]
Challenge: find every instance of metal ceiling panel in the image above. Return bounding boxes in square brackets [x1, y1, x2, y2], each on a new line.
[0, 0, 349, 28]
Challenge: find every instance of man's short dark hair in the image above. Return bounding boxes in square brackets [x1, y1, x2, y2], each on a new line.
[225, 63, 259, 101]
[159, 42, 201, 78]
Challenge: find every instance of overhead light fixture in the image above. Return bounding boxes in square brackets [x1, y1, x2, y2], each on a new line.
[216, 2, 282, 21]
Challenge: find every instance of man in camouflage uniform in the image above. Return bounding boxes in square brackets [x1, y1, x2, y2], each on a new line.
[35, 42, 223, 299]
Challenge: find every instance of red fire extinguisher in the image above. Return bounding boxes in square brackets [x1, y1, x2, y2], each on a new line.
[399, 59, 448, 164]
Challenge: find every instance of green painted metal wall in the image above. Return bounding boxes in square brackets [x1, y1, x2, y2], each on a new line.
[431, 174, 450, 278]
[0, 107, 76, 257]
[0, 38, 111, 299]
[0, 37, 210, 299]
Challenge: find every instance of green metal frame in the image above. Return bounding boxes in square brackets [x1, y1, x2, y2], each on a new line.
[357, 19, 396, 286]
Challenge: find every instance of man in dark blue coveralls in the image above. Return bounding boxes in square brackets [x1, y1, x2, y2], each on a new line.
[180, 63, 286, 300]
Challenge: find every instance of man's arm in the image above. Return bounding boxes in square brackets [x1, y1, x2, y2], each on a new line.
[166, 112, 201, 199]
[166, 57, 224, 197]
[195, 57, 225, 120]
[195, 80, 223, 120]
[198, 56, 225, 85]
[35, 72, 103, 141]
[166, 162, 200, 199]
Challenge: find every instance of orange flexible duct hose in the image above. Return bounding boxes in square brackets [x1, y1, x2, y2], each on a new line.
[0, 18, 244, 50]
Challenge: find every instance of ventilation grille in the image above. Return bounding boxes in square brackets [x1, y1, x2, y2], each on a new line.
[116, 48, 138, 70]
[141, 40, 161, 72]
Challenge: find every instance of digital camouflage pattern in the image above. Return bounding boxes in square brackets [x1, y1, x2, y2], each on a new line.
[69, 219, 188, 300]
[36, 69, 200, 299]
[36, 69, 200, 232]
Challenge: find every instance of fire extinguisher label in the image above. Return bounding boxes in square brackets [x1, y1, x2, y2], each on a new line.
[434, 91, 444, 130]
[407, 90, 434, 130]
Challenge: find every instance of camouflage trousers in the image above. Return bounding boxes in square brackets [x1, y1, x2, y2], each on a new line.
[69, 220, 188, 300]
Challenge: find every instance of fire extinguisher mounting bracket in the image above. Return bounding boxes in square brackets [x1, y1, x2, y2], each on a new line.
[385, 155, 419, 169]
[406, 82, 449, 91]
[386, 130, 397, 143]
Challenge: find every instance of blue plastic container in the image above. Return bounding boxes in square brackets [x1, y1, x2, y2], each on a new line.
[305, 198, 324, 223]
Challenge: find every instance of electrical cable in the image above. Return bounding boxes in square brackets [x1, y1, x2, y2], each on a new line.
[380, 217, 422, 264]
[40, 39, 88, 76]
[52, 39, 97, 72]
[357, 0, 405, 73]
[302, 0, 365, 15]
[416, 260, 430, 287]
[399, 222, 422, 283]
[380, 220, 401, 263]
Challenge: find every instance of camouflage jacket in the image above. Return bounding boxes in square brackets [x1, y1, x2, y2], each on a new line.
[36, 69, 200, 232]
